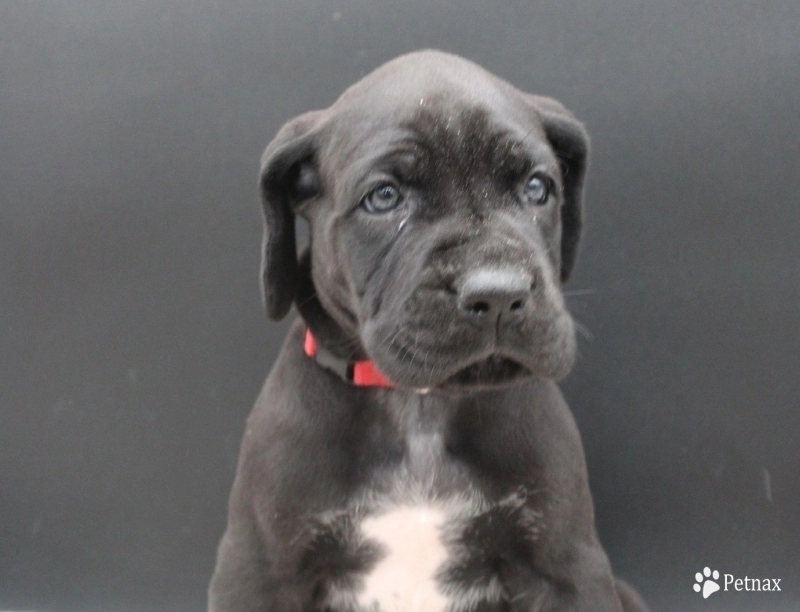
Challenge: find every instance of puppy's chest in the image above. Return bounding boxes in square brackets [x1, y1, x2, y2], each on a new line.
[301, 422, 542, 612]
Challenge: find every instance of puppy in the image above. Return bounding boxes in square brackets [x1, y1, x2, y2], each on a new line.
[209, 50, 648, 612]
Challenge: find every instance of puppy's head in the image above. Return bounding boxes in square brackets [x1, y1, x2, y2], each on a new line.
[259, 50, 588, 390]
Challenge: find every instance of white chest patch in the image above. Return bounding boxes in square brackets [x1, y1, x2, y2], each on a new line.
[357, 505, 450, 612]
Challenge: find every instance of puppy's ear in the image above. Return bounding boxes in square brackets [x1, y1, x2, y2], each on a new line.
[259, 111, 323, 320]
[527, 96, 590, 283]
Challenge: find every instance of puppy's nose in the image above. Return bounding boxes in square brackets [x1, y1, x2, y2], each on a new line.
[457, 267, 531, 317]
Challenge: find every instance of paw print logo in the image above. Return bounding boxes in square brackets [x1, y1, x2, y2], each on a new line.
[694, 567, 720, 599]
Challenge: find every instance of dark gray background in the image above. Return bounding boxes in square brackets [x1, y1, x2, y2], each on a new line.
[2, 2, 798, 611]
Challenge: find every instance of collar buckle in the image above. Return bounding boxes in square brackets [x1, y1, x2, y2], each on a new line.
[303, 329, 394, 388]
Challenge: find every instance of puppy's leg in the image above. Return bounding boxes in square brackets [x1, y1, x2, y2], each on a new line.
[563, 570, 649, 612]
[542, 545, 641, 612]
[501, 558, 626, 612]
[614, 578, 649, 612]
[208, 521, 280, 612]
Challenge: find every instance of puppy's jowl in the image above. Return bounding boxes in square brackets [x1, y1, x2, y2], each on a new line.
[209, 50, 648, 612]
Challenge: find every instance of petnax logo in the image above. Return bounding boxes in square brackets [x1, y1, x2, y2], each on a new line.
[693, 566, 781, 600]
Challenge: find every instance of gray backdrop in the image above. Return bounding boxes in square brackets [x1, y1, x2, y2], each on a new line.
[1, 2, 798, 611]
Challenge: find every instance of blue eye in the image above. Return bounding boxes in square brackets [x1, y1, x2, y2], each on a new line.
[524, 174, 551, 205]
[362, 183, 402, 213]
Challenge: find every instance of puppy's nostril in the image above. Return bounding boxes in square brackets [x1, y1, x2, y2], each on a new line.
[468, 301, 491, 315]
[510, 299, 524, 312]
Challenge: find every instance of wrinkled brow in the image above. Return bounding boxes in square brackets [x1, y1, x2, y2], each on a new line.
[386, 107, 552, 185]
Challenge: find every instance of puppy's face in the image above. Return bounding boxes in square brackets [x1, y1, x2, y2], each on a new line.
[260, 52, 588, 391]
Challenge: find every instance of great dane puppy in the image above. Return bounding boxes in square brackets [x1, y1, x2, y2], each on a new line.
[209, 50, 648, 612]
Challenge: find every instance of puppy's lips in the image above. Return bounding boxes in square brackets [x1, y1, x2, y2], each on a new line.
[364, 312, 576, 390]
[440, 354, 531, 388]
[370, 345, 533, 391]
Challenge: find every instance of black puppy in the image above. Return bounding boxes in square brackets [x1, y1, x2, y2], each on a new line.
[209, 50, 648, 612]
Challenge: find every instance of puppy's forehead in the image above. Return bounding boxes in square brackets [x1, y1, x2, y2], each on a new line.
[317, 51, 550, 167]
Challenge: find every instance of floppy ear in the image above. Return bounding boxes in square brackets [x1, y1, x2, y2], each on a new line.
[527, 95, 590, 283]
[259, 111, 323, 319]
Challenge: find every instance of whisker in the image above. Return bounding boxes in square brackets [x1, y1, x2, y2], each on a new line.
[408, 329, 421, 368]
[385, 329, 404, 353]
[572, 318, 594, 342]
[563, 288, 596, 298]
[295, 291, 319, 308]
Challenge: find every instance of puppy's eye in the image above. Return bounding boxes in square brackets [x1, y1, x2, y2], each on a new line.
[523, 174, 551, 205]
[362, 183, 402, 214]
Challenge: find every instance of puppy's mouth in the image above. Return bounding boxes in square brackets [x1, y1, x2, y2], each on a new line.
[440, 354, 531, 388]
[362, 308, 577, 391]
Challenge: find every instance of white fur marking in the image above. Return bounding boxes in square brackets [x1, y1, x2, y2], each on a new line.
[358, 505, 449, 612]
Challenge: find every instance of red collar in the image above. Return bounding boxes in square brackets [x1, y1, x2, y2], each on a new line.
[303, 329, 394, 388]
